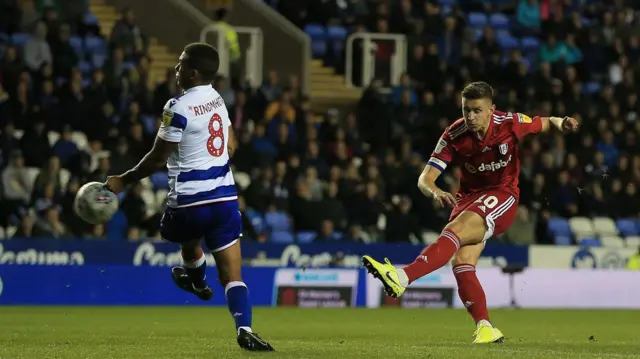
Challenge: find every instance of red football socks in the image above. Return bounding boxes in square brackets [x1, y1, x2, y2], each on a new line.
[402, 230, 461, 284]
[453, 264, 489, 323]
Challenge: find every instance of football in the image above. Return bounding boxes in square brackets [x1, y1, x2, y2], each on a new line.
[74, 182, 119, 225]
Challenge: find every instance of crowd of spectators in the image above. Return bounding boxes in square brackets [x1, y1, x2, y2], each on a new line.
[1, 0, 640, 246]
[273, 0, 640, 245]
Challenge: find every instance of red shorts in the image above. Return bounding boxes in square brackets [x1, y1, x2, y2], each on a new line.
[450, 189, 518, 243]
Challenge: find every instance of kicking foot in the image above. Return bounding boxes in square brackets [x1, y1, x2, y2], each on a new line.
[362, 255, 406, 298]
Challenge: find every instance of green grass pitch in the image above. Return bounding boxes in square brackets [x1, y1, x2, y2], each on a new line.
[1, 307, 638, 358]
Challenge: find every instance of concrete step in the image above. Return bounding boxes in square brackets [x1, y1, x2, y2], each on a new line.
[309, 66, 334, 75]
[310, 90, 361, 100]
[310, 82, 351, 92]
[310, 75, 345, 85]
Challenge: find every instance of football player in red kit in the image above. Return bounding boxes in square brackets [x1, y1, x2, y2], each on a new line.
[362, 82, 579, 343]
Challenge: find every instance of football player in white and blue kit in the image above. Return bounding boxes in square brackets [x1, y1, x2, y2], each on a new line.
[105, 43, 274, 352]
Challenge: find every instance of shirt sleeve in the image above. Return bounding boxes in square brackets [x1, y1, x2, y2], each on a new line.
[427, 132, 454, 172]
[157, 98, 187, 143]
[512, 112, 543, 140]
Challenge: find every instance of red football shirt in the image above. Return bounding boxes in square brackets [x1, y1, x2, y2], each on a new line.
[427, 110, 543, 197]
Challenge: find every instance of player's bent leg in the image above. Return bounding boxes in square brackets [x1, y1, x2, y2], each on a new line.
[453, 244, 504, 344]
[170, 238, 214, 301]
[402, 211, 486, 281]
[363, 211, 486, 298]
[213, 240, 274, 352]
[160, 206, 214, 301]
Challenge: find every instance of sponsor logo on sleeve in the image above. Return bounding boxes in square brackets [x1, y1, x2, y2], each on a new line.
[162, 110, 174, 127]
[517, 113, 532, 124]
[434, 139, 447, 154]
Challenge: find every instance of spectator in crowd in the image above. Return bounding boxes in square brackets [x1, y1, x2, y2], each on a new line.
[503, 206, 536, 245]
[19, 0, 40, 33]
[516, 0, 541, 30]
[110, 7, 147, 61]
[50, 23, 79, 79]
[2, 0, 640, 247]
[2, 151, 31, 207]
[23, 21, 52, 71]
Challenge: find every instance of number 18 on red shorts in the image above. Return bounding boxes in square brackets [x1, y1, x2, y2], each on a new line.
[451, 190, 518, 243]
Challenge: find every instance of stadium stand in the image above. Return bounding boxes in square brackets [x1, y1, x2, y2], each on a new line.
[1, 0, 639, 250]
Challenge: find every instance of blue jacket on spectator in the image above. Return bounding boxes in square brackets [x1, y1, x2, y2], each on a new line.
[517, 0, 541, 28]
[391, 87, 417, 105]
[596, 141, 619, 168]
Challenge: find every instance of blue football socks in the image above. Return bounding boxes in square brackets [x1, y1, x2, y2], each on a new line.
[183, 252, 207, 289]
[225, 281, 252, 334]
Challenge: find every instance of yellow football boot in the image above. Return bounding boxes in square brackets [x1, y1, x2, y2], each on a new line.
[362, 256, 406, 298]
[472, 322, 505, 344]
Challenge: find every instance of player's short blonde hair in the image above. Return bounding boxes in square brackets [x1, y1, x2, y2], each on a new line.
[461, 82, 494, 101]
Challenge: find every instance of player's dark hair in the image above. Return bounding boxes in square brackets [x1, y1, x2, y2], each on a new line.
[461, 82, 494, 101]
[183, 42, 219, 82]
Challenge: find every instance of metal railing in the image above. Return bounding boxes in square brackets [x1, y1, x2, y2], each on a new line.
[345, 33, 408, 88]
[199, 24, 264, 88]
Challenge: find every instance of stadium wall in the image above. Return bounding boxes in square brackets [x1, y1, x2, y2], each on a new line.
[1, 265, 639, 309]
[1, 239, 638, 308]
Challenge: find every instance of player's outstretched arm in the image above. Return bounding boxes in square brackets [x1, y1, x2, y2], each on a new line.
[513, 113, 579, 139]
[418, 165, 457, 208]
[539, 116, 579, 133]
[105, 137, 178, 194]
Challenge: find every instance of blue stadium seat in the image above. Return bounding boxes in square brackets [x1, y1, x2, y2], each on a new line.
[297, 231, 316, 243]
[141, 115, 156, 134]
[78, 61, 92, 74]
[85, 36, 108, 55]
[92, 53, 107, 68]
[0, 32, 9, 43]
[441, 5, 452, 14]
[245, 209, 265, 235]
[304, 24, 326, 40]
[489, 13, 510, 29]
[496, 30, 519, 50]
[437, 0, 456, 6]
[584, 81, 601, 95]
[69, 35, 83, 54]
[473, 28, 484, 42]
[579, 238, 602, 247]
[554, 236, 572, 246]
[123, 61, 136, 71]
[150, 172, 169, 190]
[326, 25, 347, 40]
[520, 36, 540, 51]
[312, 41, 327, 57]
[264, 211, 291, 232]
[331, 40, 344, 56]
[84, 12, 99, 25]
[106, 210, 128, 241]
[616, 219, 638, 237]
[270, 231, 295, 243]
[11, 33, 30, 46]
[548, 217, 571, 238]
[468, 12, 488, 28]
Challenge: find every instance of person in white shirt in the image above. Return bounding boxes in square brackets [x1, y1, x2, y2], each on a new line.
[105, 43, 273, 352]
